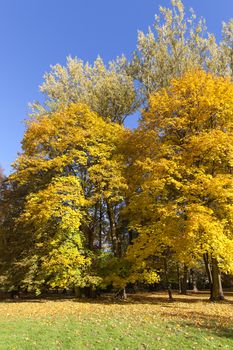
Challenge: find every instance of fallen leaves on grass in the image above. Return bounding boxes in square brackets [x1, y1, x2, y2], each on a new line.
[0, 292, 232, 332]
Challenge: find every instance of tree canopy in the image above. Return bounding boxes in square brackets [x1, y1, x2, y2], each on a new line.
[125, 70, 233, 300]
[1, 0, 233, 301]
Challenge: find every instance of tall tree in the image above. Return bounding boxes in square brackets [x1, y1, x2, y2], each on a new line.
[130, 0, 215, 97]
[29, 55, 139, 260]
[129, 0, 233, 102]
[1, 104, 127, 293]
[125, 70, 233, 301]
[30, 56, 138, 125]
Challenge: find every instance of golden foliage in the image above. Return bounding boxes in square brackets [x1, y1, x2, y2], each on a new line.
[126, 70, 233, 273]
[6, 103, 128, 292]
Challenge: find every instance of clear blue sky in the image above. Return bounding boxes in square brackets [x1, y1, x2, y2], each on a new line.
[1, 0, 233, 175]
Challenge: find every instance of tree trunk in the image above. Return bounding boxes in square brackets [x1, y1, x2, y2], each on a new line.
[203, 252, 212, 285]
[190, 269, 198, 292]
[98, 199, 103, 250]
[211, 257, 220, 301]
[218, 271, 224, 300]
[203, 254, 224, 301]
[164, 257, 173, 301]
[88, 203, 99, 249]
[177, 264, 181, 292]
[74, 287, 82, 298]
[211, 258, 224, 301]
[106, 200, 121, 257]
[115, 287, 127, 300]
[180, 265, 188, 295]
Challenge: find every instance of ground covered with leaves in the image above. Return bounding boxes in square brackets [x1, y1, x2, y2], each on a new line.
[0, 292, 232, 350]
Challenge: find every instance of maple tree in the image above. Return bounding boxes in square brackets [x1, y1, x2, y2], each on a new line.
[0, 103, 159, 295]
[125, 70, 233, 301]
[1, 104, 129, 293]
[31, 54, 140, 264]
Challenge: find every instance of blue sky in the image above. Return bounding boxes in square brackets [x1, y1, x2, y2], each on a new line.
[1, 0, 233, 175]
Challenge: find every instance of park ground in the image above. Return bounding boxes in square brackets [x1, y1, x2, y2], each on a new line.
[0, 292, 232, 350]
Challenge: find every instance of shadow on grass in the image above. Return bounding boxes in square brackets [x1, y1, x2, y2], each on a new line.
[181, 315, 233, 341]
[0, 291, 233, 305]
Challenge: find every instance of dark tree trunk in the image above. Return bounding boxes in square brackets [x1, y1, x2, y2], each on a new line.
[211, 257, 220, 301]
[115, 287, 127, 300]
[74, 287, 82, 298]
[98, 199, 103, 250]
[128, 230, 133, 245]
[164, 257, 173, 301]
[177, 264, 181, 292]
[180, 265, 188, 295]
[211, 258, 224, 301]
[106, 200, 121, 257]
[203, 254, 224, 301]
[88, 203, 99, 249]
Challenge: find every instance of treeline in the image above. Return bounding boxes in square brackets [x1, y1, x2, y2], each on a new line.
[0, 0, 233, 301]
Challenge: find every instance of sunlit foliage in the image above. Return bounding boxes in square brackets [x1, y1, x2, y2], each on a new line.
[125, 70, 233, 299]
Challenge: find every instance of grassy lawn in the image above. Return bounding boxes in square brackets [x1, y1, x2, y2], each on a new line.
[0, 292, 232, 350]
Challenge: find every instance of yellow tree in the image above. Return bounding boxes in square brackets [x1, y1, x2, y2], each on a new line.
[125, 70, 233, 301]
[30, 55, 139, 259]
[2, 103, 127, 293]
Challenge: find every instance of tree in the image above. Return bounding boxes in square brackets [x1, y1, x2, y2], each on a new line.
[129, 0, 214, 97]
[125, 70, 233, 301]
[30, 56, 138, 125]
[1, 104, 128, 293]
[129, 0, 233, 102]
[29, 55, 139, 262]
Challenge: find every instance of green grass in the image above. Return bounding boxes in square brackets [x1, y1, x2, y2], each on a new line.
[0, 293, 232, 350]
[0, 315, 232, 350]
